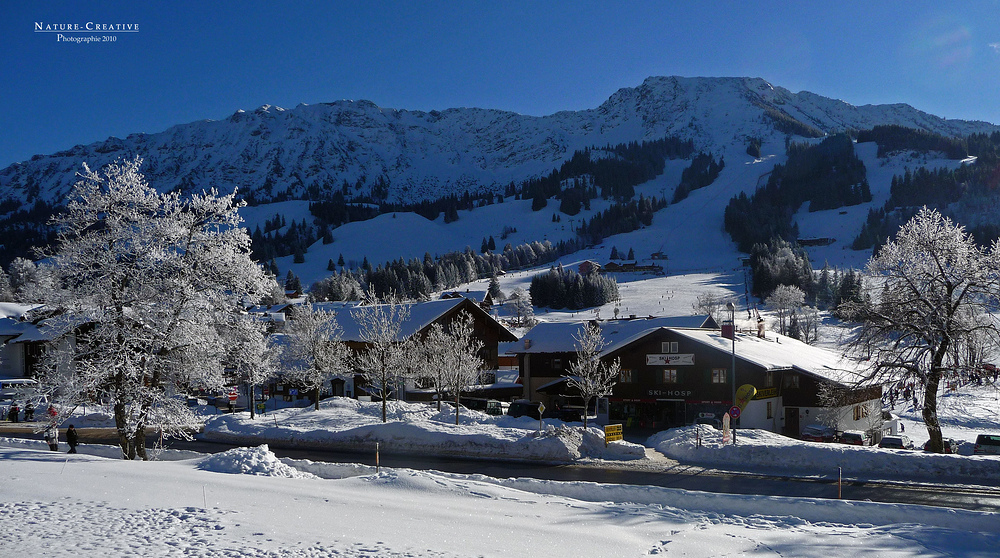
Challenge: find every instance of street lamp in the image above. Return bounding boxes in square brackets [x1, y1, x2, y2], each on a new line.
[727, 301, 736, 444]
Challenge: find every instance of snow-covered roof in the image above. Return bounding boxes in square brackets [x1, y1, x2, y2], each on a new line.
[670, 329, 864, 385]
[510, 316, 716, 355]
[0, 317, 37, 339]
[0, 303, 41, 320]
[441, 290, 489, 303]
[8, 315, 91, 344]
[315, 298, 515, 343]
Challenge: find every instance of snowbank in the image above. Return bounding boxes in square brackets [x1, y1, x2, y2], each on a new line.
[196, 444, 317, 478]
[651, 425, 1000, 483]
[202, 397, 645, 462]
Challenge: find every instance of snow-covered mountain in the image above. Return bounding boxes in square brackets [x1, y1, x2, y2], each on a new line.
[3, 76, 997, 206]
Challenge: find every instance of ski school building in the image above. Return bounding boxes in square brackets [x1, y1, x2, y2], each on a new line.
[509, 316, 881, 437]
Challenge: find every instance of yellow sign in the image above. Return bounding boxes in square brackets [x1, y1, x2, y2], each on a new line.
[753, 387, 778, 400]
[604, 424, 623, 446]
[734, 384, 757, 412]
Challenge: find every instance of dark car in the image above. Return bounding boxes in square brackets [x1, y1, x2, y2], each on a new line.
[506, 399, 541, 420]
[693, 416, 723, 430]
[922, 438, 959, 454]
[973, 434, 1000, 455]
[840, 430, 872, 446]
[800, 424, 837, 442]
[543, 406, 584, 422]
[461, 398, 504, 416]
[879, 434, 915, 450]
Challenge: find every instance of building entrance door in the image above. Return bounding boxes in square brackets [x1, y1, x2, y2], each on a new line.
[784, 406, 799, 436]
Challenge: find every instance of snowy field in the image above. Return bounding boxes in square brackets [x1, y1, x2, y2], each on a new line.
[3, 376, 1000, 556]
[3, 443, 1000, 557]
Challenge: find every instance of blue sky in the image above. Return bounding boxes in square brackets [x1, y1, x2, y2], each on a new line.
[2, 1, 999, 168]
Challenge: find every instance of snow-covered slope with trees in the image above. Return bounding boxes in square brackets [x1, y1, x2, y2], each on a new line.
[3, 76, 997, 206]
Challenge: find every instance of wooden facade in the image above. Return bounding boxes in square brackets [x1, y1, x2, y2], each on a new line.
[513, 321, 881, 436]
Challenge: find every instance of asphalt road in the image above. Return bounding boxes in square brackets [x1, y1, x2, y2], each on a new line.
[5, 424, 1000, 513]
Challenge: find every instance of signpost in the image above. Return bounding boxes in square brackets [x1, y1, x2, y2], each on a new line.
[537, 402, 545, 433]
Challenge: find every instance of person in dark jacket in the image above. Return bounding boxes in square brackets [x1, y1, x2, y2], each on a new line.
[66, 425, 78, 454]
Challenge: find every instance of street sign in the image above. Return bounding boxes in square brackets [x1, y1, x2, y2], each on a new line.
[228, 393, 238, 402]
[728, 406, 741, 419]
[537, 402, 545, 415]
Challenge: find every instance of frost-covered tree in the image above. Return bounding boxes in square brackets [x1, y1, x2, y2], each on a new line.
[0, 267, 13, 302]
[282, 305, 351, 411]
[843, 208, 1000, 453]
[36, 157, 270, 460]
[565, 322, 620, 428]
[508, 287, 534, 327]
[226, 315, 279, 420]
[353, 289, 413, 422]
[438, 312, 484, 424]
[421, 323, 453, 411]
[8, 257, 50, 302]
[789, 305, 820, 345]
[766, 284, 805, 336]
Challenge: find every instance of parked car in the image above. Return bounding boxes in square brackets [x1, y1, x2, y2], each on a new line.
[506, 399, 541, 420]
[692, 416, 723, 430]
[878, 435, 915, 450]
[800, 424, 837, 442]
[460, 398, 504, 416]
[973, 434, 1000, 455]
[922, 438, 959, 454]
[840, 430, 871, 446]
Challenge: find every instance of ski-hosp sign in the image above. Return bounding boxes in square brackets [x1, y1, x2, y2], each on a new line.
[645, 354, 695, 366]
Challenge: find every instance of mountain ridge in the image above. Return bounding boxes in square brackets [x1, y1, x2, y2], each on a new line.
[2, 75, 997, 209]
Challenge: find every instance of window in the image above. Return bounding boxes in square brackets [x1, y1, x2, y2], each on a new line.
[619, 369, 635, 383]
[712, 369, 727, 384]
[766, 401, 773, 419]
[660, 369, 678, 384]
[661, 342, 679, 353]
[765, 372, 775, 388]
[853, 405, 869, 421]
[783, 373, 799, 389]
[552, 358, 562, 369]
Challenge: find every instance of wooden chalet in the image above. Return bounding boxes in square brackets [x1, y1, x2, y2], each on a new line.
[509, 316, 880, 437]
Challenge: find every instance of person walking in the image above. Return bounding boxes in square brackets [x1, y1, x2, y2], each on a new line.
[66, 425, 78, 454]
[44, 426, 58, 451]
